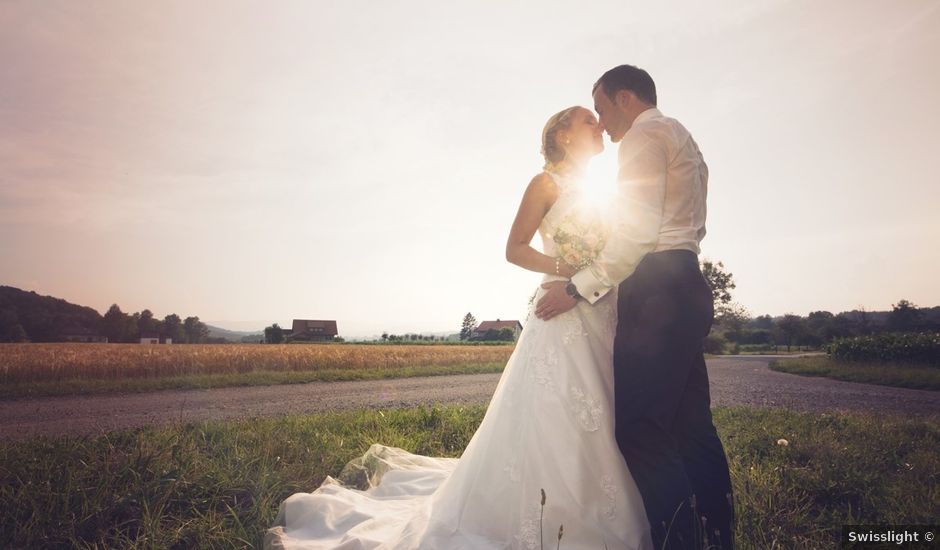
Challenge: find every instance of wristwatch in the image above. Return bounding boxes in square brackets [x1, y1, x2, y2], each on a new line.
[565, 281, 581, 300]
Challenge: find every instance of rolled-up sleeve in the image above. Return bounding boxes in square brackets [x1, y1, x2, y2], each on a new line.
[571, 128, 667, 303]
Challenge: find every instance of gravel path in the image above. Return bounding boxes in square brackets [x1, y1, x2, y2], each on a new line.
[1, 356, 937, 440]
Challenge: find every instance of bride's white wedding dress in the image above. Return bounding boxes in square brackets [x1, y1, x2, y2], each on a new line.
[265, 171, 651, 550]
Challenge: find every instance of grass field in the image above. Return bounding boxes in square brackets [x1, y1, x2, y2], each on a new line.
[0, 343, 513, 398]
[771, 356, 940, 391]
[1, 406, 937, 549]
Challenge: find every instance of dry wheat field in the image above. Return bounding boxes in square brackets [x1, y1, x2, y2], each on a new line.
[0, 343, 514, 386]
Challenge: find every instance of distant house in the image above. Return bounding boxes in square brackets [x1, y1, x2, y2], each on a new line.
[290, 319, 339, 342]
[472, 320, 523, 341]
[61, 327, 108, 343]
[139, 332, 172, 344]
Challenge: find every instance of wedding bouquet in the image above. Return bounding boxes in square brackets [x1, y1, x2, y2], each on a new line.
[552, 213, 608, 270]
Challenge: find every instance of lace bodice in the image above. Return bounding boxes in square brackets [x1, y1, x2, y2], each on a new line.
[538, 169, 608, 284]
[538, 170, 583, 259]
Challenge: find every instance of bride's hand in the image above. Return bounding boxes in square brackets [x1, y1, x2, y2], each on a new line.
[558, 260, 578, 279]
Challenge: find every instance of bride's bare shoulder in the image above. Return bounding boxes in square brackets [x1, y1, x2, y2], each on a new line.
[525, 171, 559, 198]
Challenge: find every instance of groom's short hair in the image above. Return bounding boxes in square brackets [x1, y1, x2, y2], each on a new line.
[594, 65, 657, 106]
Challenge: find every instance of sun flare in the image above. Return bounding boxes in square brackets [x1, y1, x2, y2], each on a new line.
[581, 148, 619, 210]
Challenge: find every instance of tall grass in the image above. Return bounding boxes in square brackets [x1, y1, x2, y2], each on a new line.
[0, 344, 513, 397]
[828, 332, 940, 365]
[771, 357, 940, 391]
[0, 406, 479, 549]
[718, 408, 940, 547]
[1, 406, 937, 549]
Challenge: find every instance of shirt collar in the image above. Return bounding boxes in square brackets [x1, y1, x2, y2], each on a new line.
[633, 107, 662, 125]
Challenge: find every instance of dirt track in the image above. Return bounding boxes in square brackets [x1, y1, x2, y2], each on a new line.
[1, 356, 937, 440]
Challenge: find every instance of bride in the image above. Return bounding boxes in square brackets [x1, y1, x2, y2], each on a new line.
[265, 107, 651, 550]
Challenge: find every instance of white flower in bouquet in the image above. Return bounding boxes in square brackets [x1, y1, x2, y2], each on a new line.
[552, 212, 608, 270]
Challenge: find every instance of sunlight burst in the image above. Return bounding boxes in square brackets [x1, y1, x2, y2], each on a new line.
[581, 148, 619, 210]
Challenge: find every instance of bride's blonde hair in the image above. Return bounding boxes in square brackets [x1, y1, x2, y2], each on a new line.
[540, 106, 582, 172]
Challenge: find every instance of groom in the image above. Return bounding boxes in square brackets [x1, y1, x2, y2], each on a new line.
[536, 64, 734, 549]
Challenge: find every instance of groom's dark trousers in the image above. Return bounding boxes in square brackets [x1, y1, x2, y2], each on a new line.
[613, 250, 734, 550]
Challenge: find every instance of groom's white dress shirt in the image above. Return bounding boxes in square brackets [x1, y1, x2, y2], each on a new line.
[571, 107, 708, 304]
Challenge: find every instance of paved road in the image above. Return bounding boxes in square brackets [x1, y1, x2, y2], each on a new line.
[1, 356, 937, 440]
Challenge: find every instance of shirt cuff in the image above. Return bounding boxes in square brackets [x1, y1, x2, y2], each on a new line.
[570, 267, 612, 304]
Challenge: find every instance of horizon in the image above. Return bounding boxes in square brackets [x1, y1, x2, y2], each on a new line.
[3, 1, 939, 337]
[3, 282, 932, 339]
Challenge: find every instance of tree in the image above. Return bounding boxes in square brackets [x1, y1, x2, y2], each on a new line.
[138, 309, 157, 336]
[831, 313, 859, 339]
[460, 313, 477, 341]
[497, 327, 516, 341]
[887, 299, 922, 332]
[381, 332, 388, 342]
[163, 314, 184, 343]
[127, 312, 141, 341]
[102, 304, 128, 343]
[183, 316, 210, 344]
[776, 314, 805, 352]
[264, 323, 285, 344]
[716, 303, 750, 342]
[751, 315, 774, 330]
[806, 311, 836, 344]
[737, 329, 773, 346]
[700, 260, 736, 317]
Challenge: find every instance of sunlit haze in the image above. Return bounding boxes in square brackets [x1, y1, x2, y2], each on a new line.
[2, 0, 939, 337]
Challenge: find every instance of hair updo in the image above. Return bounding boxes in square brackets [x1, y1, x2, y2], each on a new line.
[540, 106, 582, 171]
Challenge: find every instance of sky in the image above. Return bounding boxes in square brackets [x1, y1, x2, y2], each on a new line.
[2, 0, 939, 337]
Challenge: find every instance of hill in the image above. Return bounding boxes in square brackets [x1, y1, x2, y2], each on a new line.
[0, 285, 243, 343]
[0, 286, 103, 342]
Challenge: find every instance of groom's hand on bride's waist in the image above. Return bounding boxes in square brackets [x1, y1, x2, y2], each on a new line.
[535, 281, 578, 321]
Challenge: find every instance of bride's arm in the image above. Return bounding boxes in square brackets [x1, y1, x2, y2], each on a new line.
[505, 173, 577, 278]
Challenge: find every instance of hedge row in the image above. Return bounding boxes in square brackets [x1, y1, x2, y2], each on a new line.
[827, 332, 940, 365]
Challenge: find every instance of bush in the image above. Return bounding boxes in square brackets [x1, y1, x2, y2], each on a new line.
[827, 332, 940, 366]
[739, 343, 777, 353]
[703, 332, 727, 354]
[733, 329, 774, 346]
